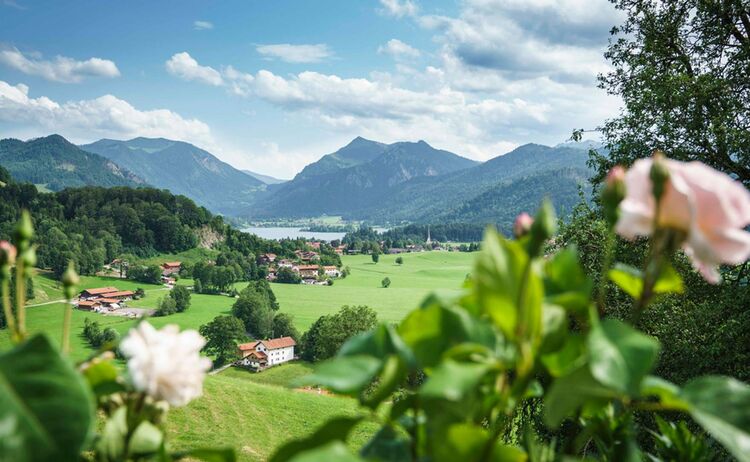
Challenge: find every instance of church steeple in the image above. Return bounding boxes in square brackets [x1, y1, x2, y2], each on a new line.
[426, 225, 431, 245]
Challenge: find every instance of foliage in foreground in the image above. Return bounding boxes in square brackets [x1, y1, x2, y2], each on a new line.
[272, 158, 750, 461]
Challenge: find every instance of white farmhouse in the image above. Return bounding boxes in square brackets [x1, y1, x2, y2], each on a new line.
[237, 336, 296, 370]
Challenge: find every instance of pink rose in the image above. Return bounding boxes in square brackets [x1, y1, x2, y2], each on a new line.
[616, 157, 750, 283]
[513, 212, 534, 238]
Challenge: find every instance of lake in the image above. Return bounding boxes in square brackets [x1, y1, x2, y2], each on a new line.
[242, 227, 347, 241]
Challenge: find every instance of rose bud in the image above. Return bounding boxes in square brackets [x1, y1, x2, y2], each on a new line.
[513, 212, 534, 238]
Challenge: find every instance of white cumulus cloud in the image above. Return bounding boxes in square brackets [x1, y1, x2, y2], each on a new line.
[378, 39, 421, 60]
[165, 52, 224, 86]
[378, 0, 418, 18]
[0, 80, 213, 146]
[0, 48, 120, 83]
[255, 44, 333, 63]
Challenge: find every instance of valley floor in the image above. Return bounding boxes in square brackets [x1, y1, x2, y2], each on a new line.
[0, 250, 473, 460]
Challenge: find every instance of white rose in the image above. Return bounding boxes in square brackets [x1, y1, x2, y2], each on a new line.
[120, 322, 212, 407]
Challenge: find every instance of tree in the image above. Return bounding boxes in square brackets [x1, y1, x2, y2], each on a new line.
[199, 315, 247, 366]
[395, 256, 404, 265]
[300, 305, 378, 362]
[156, 297, 177, 316]
[272, 312, 300, 342]
[371, 253, 379, 264]
[381, 277, 391, 288]
[169, 285, 191, 312]
[231, 289, 273, 338]
[193, 278, 203, 294]
[593, 0, 750, 185]
[127, 265, 162, 284]
[276, 266, 302, 284]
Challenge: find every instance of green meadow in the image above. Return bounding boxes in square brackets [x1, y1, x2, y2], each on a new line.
[0, 252, 473, 459]
[2, 251, 473, 361]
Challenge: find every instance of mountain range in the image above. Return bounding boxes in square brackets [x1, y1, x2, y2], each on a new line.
[81, 137, 266, 214]
[0, 134, 596, 231]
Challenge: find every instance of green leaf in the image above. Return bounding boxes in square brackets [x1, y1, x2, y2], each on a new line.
[298, 356, 382, 395]
[0, 334, 95, 462]
[339, 324, 415, 368]
[541, 334, 585, 377]
[680, 376, 750, 462]
[173, 448, 237, 462]
[432, 423, 526, 462]
[286, 441, 362, 462]
[398, 303, 499, 369]
[640, 376, 689, 410]
[543, 246, 593, 313]
[360, 425, 411, 462]
[270, 417, 362, 462]
[97, 406, 128, 461]
[540, 304, 567, 354]
[474, 229, 542, 342]
[608, 264, 643, 299]
[82, 359, 125, 398]
[362, 355, 407, 409]
[544, 366, 617, 427]
[588, 319, 659, 395]
[129, 420, 163, 456]
[653, 263, 684, 294]
[421, 360, 490, 402]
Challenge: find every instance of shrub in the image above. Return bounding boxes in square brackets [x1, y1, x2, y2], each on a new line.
[381, 277, 391, 288]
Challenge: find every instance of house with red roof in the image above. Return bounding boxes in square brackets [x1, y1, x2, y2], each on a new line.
[237, 336, 296, 370]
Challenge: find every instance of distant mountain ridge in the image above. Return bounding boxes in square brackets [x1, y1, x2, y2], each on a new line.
[248, 139, 479, 217]
[244, 141, 594, 232]
[242, 170, 287, 185]
[81, 137, 266, 215]
[0, 135, 145, 191]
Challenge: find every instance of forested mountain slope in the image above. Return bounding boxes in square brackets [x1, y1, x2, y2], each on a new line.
[0, 135, 144, 191]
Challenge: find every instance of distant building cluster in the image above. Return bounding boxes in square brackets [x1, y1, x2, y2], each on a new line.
[260, 245, 342, 285]
[76, 286, 136, 313]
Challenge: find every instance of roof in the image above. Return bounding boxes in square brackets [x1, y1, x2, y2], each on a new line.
[297, 265, 320, 271]
[77, 300, 99, 307]
[238, 341, 261, 351]
[248, 351, 267, 359]
[82, 287, 119, 295]
[261, 337, 297, 349]
[323, 266, 338, 270]
[98, 298, 119, 304]
[162, 262, 181, 267]
[101, 291, 134, 298]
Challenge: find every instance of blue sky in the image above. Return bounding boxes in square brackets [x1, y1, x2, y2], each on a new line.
[0, 0, 622, 178]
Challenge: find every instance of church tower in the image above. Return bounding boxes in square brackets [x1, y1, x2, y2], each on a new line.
[426, 225, 432, 246]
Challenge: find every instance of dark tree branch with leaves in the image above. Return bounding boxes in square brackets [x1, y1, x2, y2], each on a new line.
[594, 0, 750, 185]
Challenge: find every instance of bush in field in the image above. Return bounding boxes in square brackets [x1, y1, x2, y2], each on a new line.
[300, 305, 377, 362]
[169, 285, 191, 312]
[155, 296, 177, 316]
[381, 277, 391, 288]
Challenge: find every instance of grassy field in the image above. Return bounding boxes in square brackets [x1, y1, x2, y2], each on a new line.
[267, 251, 473, 329]
[166, 367, 376, 462]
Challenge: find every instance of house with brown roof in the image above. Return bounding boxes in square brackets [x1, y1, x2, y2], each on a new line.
[323, 266, 341, 278]
[258, 253, 277, 265]
[296, 264, 320, 279]
[237, 336, 296, 369]
[80, 287, 119, 300]
[77, 300, 101, 311]
[162, 262, 182, 276]
[101, 290, 135, 301]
